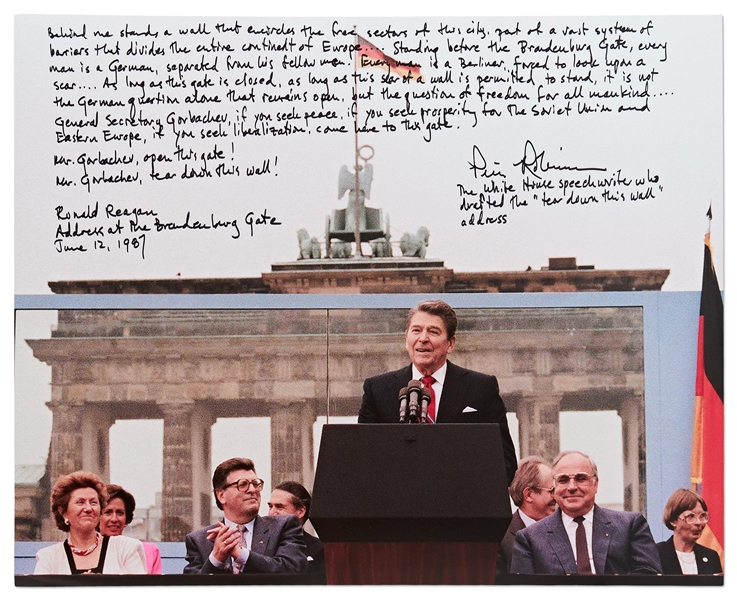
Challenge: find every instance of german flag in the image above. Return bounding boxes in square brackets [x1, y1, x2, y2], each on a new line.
[356, 34, 422, 81]
[690, 231, 724, 561]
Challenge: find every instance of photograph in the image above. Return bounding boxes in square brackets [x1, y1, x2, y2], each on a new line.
[12, 6, 726, 591]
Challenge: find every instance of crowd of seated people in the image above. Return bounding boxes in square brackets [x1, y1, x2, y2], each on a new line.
[503, 450, 723, 577]
[33, 459, 324, 578]
[33, 453, 721, 579]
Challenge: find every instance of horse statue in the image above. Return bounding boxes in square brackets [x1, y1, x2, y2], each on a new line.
[400, 227, 429, 258]
[297, 229, 321, 259]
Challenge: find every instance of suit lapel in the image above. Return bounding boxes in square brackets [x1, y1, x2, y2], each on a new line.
[250, 515, 268, 554]
[510, 510, 525, 535]
[661, 536, 681, 573]
[592, 505, 611, 574]
[395, 366, 412, 390]
[693, 543, 716, 574]
[391, 366, 413, 421]
[436, 362, 468, 422]
[547, 509, 577, 573]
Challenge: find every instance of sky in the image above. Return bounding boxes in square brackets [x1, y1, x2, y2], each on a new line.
[6, 1, 736, 599]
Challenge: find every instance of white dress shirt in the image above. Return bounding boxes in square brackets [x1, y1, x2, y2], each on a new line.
[412, 361, 448, 416]
[518, 509, 538, 528]
[675, 549, 699, 574]
[561, 508, 596, 574]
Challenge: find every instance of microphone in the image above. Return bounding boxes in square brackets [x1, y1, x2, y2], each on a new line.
[420, 386, 432, 423]
[398, 387, 408, 423]
[406, 380, 422, 423]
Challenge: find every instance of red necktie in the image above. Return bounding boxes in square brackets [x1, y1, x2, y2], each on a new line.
[421, 376, 436, 423]
[574, 516, 592, 574]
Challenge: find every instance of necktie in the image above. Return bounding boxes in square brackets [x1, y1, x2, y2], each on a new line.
[574, 515, 592, 574]
[232, 524, 247, 573]
[420, 376, 436, 423]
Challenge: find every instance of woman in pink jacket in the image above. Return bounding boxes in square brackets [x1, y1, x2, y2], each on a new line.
[99, 484, 162, 574]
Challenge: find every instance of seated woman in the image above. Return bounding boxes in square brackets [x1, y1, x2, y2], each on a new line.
[100, 484, 162, 574]
[657, 488, 723, 575]
[34, 471, 147, 574]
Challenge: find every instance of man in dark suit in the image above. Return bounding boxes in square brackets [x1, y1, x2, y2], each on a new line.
[268, 480, 325, 578]
[183, 457, 307, 574]
[510, 450, 662, 575]
[496, 456, 556, 575]
[358, 299, 517, 484]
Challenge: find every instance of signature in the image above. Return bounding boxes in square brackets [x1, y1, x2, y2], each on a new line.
[512, 140, 607, 179]
[468, 145, 505, 179]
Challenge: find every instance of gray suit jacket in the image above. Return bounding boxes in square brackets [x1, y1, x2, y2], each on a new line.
[510, 505, 662, 575]
[358, 361, 518, 483]
[496, 509, 526, 575]
[183, 514, 307, 574]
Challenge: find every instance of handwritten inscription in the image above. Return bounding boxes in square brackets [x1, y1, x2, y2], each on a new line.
[53, 202, 282, 256]
[456, 142, 662, 227]
[40, 17, 674, 256]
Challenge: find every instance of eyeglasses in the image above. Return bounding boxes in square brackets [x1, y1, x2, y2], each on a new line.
[679, 511, 710, 525]
[553, 472, 596, 486]
[531, 486, 555, 494]
[221, 478, 265, 493]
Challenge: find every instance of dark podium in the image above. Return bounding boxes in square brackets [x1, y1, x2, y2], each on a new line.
[310, 424, 512, 584]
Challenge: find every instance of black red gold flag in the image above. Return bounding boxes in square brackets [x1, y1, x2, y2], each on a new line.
[690, 232, 724, 559]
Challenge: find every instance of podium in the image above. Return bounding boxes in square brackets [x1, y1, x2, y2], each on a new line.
[310, 424, 512, 584]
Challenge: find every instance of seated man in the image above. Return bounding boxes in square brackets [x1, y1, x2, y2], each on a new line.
[510, 450, 662, 575]
[496, 456, 556, 575]
[184, 457, 307, 574]
[268, 481, 325, 577]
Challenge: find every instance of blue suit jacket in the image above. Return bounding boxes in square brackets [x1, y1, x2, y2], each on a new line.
[358, 361, 518, 484]
[510, 505, 662, 575]
[183, 514, 307, 574]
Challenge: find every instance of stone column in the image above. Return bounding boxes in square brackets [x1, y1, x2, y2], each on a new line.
[190, 405, 216, 528]
[160, 402, 194, 541]
[48, 403, 84, 483]
[516, 395, 562, 463]
[270, 402, 316, 489]
[619, 393, 645, 513]
[80, 406, 115, 484]
[44, 403, 85, 540]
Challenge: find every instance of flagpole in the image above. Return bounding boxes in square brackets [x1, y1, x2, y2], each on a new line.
[705, 202, 713, 244]
[352, 27, 363, 257]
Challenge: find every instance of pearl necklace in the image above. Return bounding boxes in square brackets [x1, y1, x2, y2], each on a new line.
[68, 532, 101, 556]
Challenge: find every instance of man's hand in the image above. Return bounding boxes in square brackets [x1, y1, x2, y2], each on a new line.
[207, 522, 243, 563]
